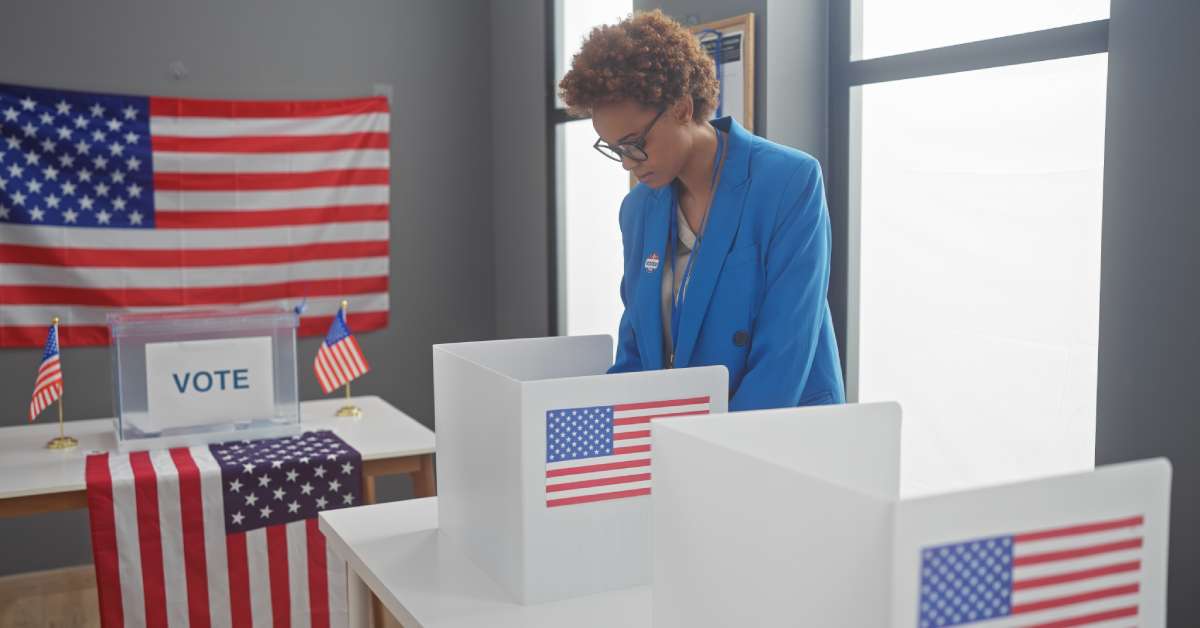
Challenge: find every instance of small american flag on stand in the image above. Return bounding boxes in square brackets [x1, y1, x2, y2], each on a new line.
[28, 317, 62, 421]
[0, 82, 390, 348]
[544, 395, 711, 508]
[86, 430, 362, 628]
[313, 301, 370, 395]
[916, 514, 1145, 627]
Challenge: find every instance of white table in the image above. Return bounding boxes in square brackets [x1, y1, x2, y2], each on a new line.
[318, 497, 651, 628]
[0, 395, 436, 517]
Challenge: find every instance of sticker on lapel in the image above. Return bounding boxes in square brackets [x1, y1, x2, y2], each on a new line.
[644, 252, 660, 273]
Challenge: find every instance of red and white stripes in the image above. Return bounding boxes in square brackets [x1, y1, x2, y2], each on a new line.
[313, 334, 369, 395]
[1005, 515, 1144, 627]
[28, 352, 62, 421]
[28, 321, 62, 421]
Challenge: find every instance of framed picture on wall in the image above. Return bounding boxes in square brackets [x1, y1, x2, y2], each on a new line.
[693, 12, 755, 132]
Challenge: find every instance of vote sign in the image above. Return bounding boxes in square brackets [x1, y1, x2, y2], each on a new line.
[145, 336, 276, 430]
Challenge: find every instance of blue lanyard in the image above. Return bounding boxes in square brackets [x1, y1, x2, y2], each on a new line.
[668, 129, 725, 368]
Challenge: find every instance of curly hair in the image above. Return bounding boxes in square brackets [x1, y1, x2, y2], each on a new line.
[559, 10, 719, 122]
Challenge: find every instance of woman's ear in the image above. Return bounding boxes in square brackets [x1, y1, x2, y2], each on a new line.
[671, 97, 694, 124]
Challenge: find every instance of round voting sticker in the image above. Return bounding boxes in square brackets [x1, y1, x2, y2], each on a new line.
[644, 252, 660, 273]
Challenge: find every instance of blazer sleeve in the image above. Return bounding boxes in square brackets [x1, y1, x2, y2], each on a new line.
[608, 193, 643, 374]
[729, 160, 832, 410]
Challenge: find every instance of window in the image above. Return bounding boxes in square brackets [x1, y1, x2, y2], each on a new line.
[559, 118, 629, 338]
[857, 0, 1109, 60]
[837, 3, 1111, 497]
[551, 1, 634, 343]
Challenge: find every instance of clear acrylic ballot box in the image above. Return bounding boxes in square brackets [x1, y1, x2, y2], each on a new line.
[108, 307, 301, 452]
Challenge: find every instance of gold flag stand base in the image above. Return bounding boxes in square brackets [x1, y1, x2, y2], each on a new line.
[335, 405, 362, 418]
[334, 381, 361, 418]
[45, 435, 78, 450]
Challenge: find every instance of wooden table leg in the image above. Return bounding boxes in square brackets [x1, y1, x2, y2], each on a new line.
[362, 455, 425, 505]
[361, 469, 385, 627]
[363, 474, 378, 505]
[371, 594, 395, 627]
[347, 569, 371, 628]
[411, 454, 436, 498]
[359, 456, 430, 627]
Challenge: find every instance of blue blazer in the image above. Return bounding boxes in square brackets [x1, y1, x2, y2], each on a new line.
[607, 117, 845, 411]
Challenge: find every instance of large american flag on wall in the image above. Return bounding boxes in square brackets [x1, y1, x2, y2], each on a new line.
[86, 431, 362, 628]
[0, 83, 390, 347]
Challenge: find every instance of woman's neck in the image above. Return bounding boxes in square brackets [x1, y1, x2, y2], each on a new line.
[675, 123, 719, 204]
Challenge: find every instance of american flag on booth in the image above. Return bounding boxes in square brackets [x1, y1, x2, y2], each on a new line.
[313, 303, 370, 394]
[0, 83, 390, 347]
[28, 318, 62, 420]
[916, 515, 1145, 627]
[86, 431, 362, 628]
[544, 396, 711, 508]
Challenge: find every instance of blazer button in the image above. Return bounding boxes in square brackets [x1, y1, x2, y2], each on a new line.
[733, 330, 750, 347]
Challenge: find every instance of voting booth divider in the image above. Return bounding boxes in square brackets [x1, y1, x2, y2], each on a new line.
[652, 404, 1172, 628]
[432, 335, 728, 603]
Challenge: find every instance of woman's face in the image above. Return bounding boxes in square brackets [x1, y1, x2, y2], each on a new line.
[591, 100, 694, 190]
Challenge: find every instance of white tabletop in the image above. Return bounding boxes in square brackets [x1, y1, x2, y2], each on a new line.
[318, 497, 650, 628]
[0, 395, 434, 501]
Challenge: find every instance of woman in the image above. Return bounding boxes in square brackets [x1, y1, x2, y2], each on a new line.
[559, 10, 844, 411]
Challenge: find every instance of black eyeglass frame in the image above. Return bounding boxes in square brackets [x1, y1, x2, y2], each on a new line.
[593, 107, 666, 163]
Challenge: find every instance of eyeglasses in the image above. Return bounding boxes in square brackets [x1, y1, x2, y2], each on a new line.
[593, 107, 666, 163]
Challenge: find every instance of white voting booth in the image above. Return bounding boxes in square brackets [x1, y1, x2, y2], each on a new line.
[652, 404, 1171, 628]
[433, 334, 728, 604]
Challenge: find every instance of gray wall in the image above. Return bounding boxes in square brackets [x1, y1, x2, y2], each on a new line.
[0, 0, 496, 576]
[1097, 0, 1200, 622]
[763, 0, 828, 166]
[491, 0, 552, 339]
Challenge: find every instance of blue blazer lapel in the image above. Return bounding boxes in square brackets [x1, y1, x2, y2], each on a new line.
[634, 187, 671, 370]
[672, 117, 752, 368]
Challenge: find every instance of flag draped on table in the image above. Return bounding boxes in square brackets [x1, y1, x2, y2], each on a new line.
[916, 514, 1145, 627]
[544, 395, 711, 508]
[86, 431, 363, 628]
[0, 83, 391, 347]
[28, 318, 62, 420]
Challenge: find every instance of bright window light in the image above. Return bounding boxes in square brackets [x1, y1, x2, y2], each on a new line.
[858, 1, 1109, 60]
[856, 53, 1109, 497]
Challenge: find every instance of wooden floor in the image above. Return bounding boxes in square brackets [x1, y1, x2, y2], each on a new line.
[0, 565, 100, 628]
[0, 565, 404, 628]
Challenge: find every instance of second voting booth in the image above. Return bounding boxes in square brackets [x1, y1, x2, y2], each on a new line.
[652, 405, 1171, 628]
